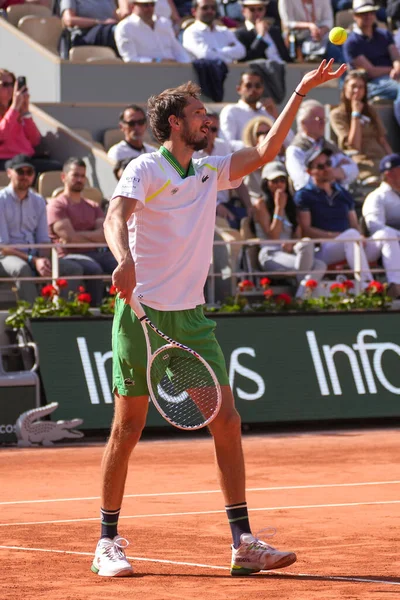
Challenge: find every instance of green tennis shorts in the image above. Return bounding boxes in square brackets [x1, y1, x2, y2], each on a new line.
[112, 298, 229, 397]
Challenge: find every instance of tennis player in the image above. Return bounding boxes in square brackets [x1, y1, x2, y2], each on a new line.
[92, 59, 346, 577]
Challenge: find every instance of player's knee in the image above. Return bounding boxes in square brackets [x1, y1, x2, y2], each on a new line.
[110, 417, 146, 449]
[210, 407, 241, 437]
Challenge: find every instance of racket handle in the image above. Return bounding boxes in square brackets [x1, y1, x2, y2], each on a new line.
[129, 294, 146, 319]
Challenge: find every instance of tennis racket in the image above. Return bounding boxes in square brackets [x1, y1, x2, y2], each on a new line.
[129, 295, 222, 430]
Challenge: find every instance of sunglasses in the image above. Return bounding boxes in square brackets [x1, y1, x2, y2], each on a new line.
[16, 168, 35, 176]
[256, 130, 270, 137]
[123, 118, 146, 127]
[248, 6, 265, 12]
[0, 82, 14, 88]
[209, 126, 218, 133]
[199, 4, 217, 10]
[313, 159, 332, 170]
[243, 82, 263, 89]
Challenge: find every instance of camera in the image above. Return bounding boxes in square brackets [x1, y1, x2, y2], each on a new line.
[17, 76, 26, 90]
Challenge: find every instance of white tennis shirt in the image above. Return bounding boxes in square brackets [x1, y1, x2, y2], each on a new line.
[112, 145, 242, 310]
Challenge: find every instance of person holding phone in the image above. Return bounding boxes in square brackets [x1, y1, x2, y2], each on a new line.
[0, 68, 61, 173]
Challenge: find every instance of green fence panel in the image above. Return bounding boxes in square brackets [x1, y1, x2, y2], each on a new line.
[30, 312, 400, 430]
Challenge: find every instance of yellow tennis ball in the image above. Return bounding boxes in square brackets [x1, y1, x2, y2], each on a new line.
[329, 27, 347, 46]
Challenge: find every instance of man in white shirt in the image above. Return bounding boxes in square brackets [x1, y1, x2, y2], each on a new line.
[363, 153, 400, 238]
[114, 0, 191, 63]
[234, 0, 291, 63]
[286, 99, 359, 190]
[182, 0, 246, 64]
[107, 104, 158, 163]
[219, 68, 294, 145]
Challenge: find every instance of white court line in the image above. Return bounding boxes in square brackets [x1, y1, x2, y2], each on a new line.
[0, 544, 399, 587]
[1, 479, 400, 506]
[1, 499, 400, 527]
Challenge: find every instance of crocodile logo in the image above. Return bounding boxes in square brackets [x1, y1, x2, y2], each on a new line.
[15, 402, 84, 447]
[201, 175, 209, 183]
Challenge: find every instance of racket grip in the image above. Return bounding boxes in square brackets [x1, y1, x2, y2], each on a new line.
[129, 294, 146, 319]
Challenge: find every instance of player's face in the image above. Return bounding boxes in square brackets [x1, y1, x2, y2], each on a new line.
[238, 74, 264, 104]
[64, 165, 86, 192]
[180, 97, 211, 151]
[344, 77, 366, 102]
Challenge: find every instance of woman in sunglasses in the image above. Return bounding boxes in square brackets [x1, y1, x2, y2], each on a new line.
[255, 161, 326, 298]
[0, 69, 61, 173]
[330, 69, 392, 184]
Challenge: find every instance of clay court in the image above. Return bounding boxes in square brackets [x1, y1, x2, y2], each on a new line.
[1, 428, 400, 600]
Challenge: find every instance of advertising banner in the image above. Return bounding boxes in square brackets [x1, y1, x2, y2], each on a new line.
[30, 313, 400, 430]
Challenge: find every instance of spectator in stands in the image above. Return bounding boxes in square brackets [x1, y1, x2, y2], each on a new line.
[363, 153, 400, 239]
[118, 0, 182, 28]
[47, 158, 117, 306]
[330, 69, 392, 184]
[113, 157, 133, 181]
[1, 0, 50, 8]
[343, 0, 400, 127]
[286, 99, 359, 190]
[0, 155, 83, 304]
[256, 161, 326, 297]
[0, 69, 61, 173]
[115, 0, 191, 62]
[219, 69, 294, 145]
[193, 111, 251, 228]
[278, 0, 343, 62]
[60, 0, 125, 53]
[296, 147, 400, 296]
[182, 0, 246, 63]
[107, 105, 158, 164]
[242, 115, 285, 214]
[234, 0, 290, 63]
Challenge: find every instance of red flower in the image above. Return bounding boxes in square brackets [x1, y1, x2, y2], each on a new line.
[78, 285, 86, 293]
[342, 279, 354, 290]
[275, 293, 292, 305]
[305, 279, 318, 289]
[330, 282, 345, 293]
[238, 279, 255, 291]
[56, 278, 68, 288]
[77, 292, 92, 304]
[366, 280, 384, 294]
[260, 277, 271, 288]
[263, 288, 273, 298]
[41, 284, 57, 298]
[109, 285, 118, 296]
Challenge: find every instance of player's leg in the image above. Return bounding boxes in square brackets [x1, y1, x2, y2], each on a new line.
[208, 385, 296, 575]
[92, 393, 148, 578]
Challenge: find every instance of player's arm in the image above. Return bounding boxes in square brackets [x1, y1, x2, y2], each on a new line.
[229, 59, 346, 180]
[103, 195, 138, 302]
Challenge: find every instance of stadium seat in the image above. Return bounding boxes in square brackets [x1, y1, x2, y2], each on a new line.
[6, 3, 51, 26]
[69, 46, 118, 62]
[82, 186, 103, 205]
[18, 16, 63, 54]
[103, 128, 124, 151]
[38, 171, 63, 199]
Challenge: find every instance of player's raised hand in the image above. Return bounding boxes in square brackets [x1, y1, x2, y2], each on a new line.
[297, 59, 347, 96]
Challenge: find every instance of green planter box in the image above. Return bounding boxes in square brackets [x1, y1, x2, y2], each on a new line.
[30, 312, 400, 431]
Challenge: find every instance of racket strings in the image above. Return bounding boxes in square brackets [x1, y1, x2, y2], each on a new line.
[150, 347, 219, 429]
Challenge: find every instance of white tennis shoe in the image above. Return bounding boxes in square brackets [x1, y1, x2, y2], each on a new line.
[91, 536, 134, 577]
[230, 532, 297, 576]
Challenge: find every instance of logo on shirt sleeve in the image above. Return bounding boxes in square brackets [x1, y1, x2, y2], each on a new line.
[201, 175, 209, 183]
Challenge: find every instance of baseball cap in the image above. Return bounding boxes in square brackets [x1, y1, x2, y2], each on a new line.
[5, 154, 35, 171]
[261, 161, 287, 180]
[379, 153, 400, 173]
[305, 146, 333, 168]
[240, 0, 267, 6]
[352, 0, 378, 14]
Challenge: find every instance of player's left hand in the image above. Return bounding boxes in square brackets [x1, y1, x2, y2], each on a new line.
[297, 59, 347, 96]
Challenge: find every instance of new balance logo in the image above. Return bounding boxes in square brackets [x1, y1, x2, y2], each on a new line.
[201, 175, 209, 183]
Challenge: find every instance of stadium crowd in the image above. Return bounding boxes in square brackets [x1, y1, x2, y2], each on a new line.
[2, 0, 400, 304]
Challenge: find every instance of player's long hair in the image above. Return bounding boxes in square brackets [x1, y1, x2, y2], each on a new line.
[147, 81, 201, 143]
